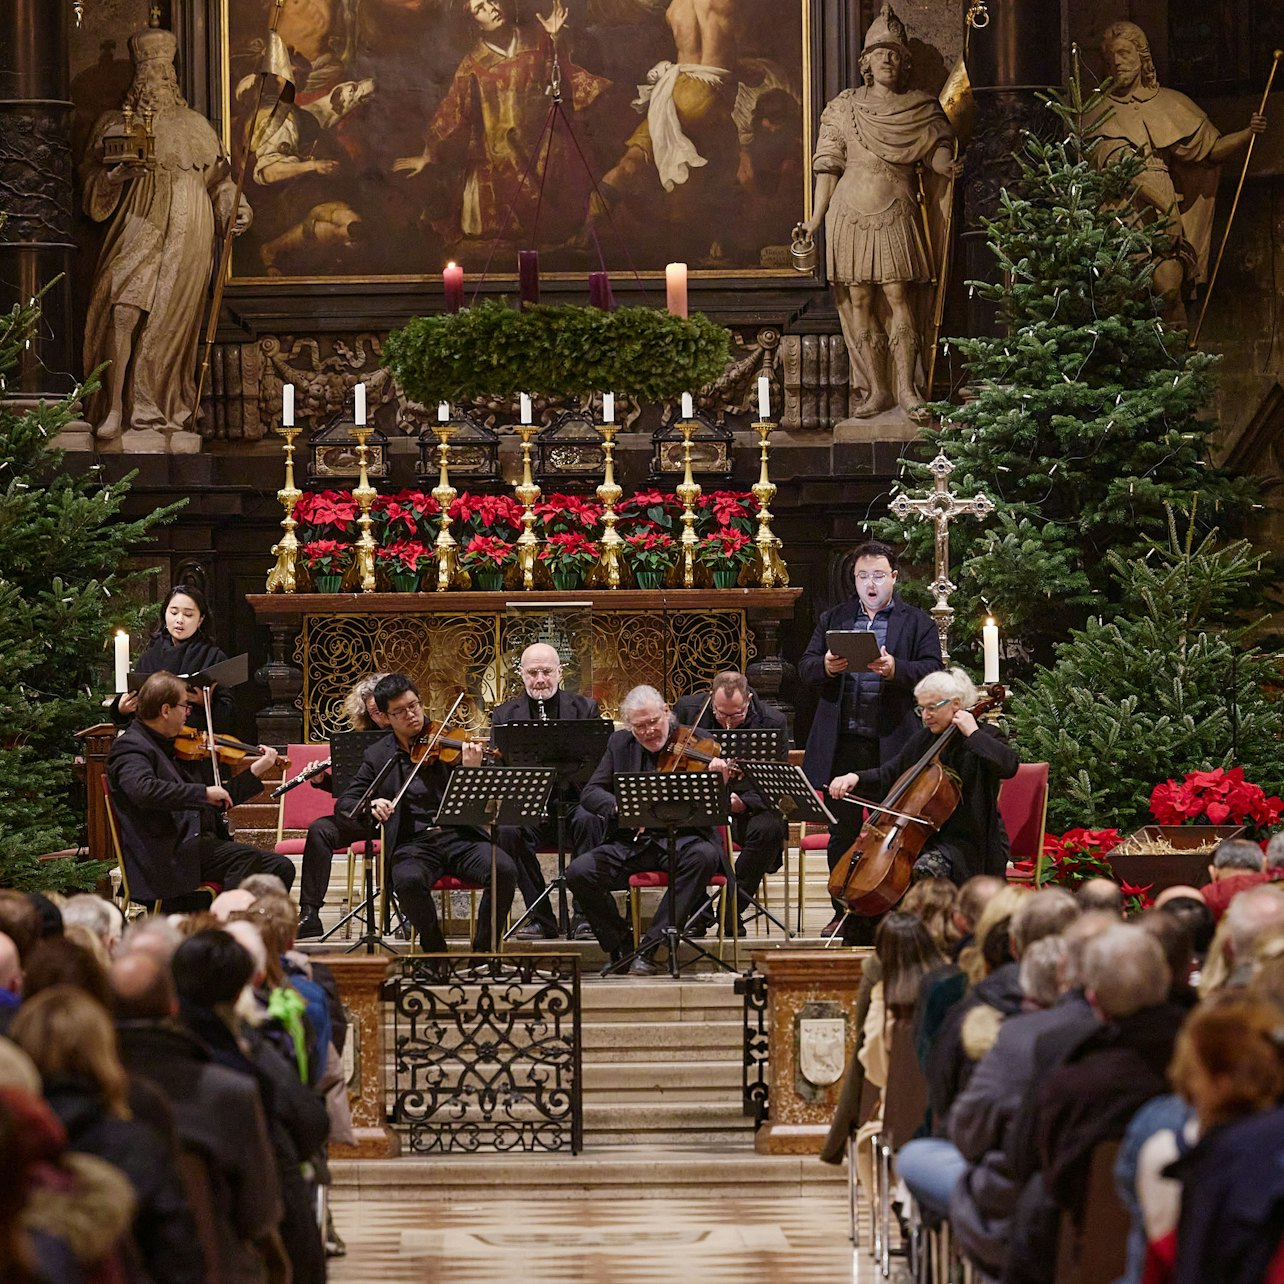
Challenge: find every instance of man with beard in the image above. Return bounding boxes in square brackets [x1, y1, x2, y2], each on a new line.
[81, 26, 250, 449]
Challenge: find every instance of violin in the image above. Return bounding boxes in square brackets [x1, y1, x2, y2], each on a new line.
[409, 720, 502, 765]
[656, 723, 743, 777]
[173, 726, 282, 766]
[828, 684, 1007, 916]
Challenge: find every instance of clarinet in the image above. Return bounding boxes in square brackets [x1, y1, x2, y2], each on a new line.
[270, 757, 331, 800]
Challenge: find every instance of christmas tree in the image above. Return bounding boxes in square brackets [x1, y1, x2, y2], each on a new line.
[0, 284, 182, 890]
[877, 77, 1253, 666]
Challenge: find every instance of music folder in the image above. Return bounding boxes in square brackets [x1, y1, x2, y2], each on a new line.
[825, 630, 881, 669]
[127, 652, 251, 693]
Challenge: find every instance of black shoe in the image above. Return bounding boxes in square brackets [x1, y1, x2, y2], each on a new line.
[820, 917, 844, 938]
[686, 915, 714, 939]
[628, 952, 663, 977]
[297, 908, 323, 939]
[514, 921, 556, 940]
[599, 947, 626, 977]
[572, 918, 597, 941]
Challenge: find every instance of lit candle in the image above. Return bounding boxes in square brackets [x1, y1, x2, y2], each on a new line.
[520, 392, 532, 424]
[665, 262, 688, 318]
[114, 630, 129, 694]
[438, 402, 449, 422]
[681, 392, 693, 419]
[354, 382, 366, 426]
[282, 383, 294, 427]
[443, 261, 464, 313]
[518, 250, 540, 308]
[757, 374, 770, 420]
[983, 618, 1000, 684]
[602, 391, 614, 423]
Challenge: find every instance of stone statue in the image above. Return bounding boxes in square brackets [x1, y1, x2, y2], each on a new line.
[799, 3, 957, 420]
[1091, 20, 1266, 328]
[81, 27, 251, 451]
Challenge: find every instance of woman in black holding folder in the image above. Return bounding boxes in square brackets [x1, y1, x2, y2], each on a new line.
[113, 585, 236, 732]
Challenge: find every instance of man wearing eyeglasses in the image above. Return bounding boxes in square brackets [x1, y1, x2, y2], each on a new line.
[672, 671, 790, 938]
[106, 671, 294, 906]
[566, 684, 728, 975]
[489, 643, 607, 941]
[799, 539, 943, 937]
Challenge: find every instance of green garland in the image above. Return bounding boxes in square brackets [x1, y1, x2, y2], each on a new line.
[384, 301, 732, 404]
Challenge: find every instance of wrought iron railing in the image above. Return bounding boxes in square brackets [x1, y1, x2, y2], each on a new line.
[735, 965, 769, 1128]
[383, 952, 582, 1153]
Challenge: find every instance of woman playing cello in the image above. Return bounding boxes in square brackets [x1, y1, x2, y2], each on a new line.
[829, 667, 1018, 896]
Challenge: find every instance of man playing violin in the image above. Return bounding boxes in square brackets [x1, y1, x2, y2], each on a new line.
[566, 684, 730, 976]
[489, 643, 607, 941]
[672, 670, 790, 939]
[106, 671, 295, 906]
[337, 673, 516, 953]
[800, 540, 943, 938]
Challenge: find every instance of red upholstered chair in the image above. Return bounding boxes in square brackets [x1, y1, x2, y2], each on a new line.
[272, 744, 334, 856]
[628, 870, 729, 955]
[999, 761, 1050, 877]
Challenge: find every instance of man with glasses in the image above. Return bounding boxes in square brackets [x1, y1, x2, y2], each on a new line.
[673, 670, 790, 938]
[566, 685, 728, 975]
[799, 540, 942, 938]
[336, 673, 516, 954]
[106, 671, 294, 906]
[489, 643, 606, 940]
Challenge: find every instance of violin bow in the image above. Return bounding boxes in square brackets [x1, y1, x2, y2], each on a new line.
[833, 793, 930, 826]
[389, 691, 465, 811]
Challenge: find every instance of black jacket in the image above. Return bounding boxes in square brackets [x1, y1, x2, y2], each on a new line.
[112, 633, 236, 732]
[800, 595, 943, 786]
[672, 691, 789, 815]
[106, 720, 265, 900]
[490, 689, 602, 724]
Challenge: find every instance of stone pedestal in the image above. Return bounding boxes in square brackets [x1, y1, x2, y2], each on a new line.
[752, 949, 865, 1155]
[316, 953, 400, 1158]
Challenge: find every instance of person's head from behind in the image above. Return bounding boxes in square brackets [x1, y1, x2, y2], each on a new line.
[171, 929, 255, 1009]
[239, 873, 289, 900]
[954, 875, 1005, 941]
[1209, 838, 1265, 881]
[1138, 907, 1196, 993]
[1082, 923, 1170, 1021]
[1074, 877, 1124, 915]
[1224, 885, 1284, 968]
[899, 878, 960, 956]
[1010, 887, 1080, 956]
[1019, 935, 1068, 1009]
[110, 951, 178, 1022]
[0, 894, 41, 966]
[59, 895, 123, 957]
[1158, 895, 1216, 964]
[1061, 910, 1124, 992]
[0, 935, 19, 998]
[960, 885, 1028, 984]
[875, 911, 944, 1012]
[22, 936, 112, 1010]
[1264, 830, 1284, 875]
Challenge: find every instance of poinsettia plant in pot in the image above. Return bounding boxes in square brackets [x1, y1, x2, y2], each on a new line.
[460, 534, 518, 589]
[616, 489, 683, 536]
[1010, 827, 1153, 914]
[534, 492, 603, 537]
[697, 526, 756, 587]
[373, 490, 440, 541]
[1149, 767, 1283, 839]
[538, 532, 599, 587]
[293, 490, 357, 542]
[622, 531, 677, 588]
[374, 539, 432, 591]
[449, 493, 525, 541]
[301, 539, 353, 591]
[699, 490, 758, 536]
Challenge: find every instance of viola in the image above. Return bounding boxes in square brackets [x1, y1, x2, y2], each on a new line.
[828, 684, 1007, 916]
[409, 720, 502, 765]
[173, 726, 282, 767]
[657, 723, 743, 777]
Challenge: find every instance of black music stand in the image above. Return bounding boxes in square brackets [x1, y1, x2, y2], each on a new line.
[435, 765, 555, 957]
[606, 771, 737, 979]
[324, 731, 395, 953]
[694, 726, 792, 939]
[492, 719, 611, 938]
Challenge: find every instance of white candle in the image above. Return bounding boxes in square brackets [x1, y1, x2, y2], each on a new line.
[282, 383, 294, 427]
[520, 392, 532, 424]
[681, 392, 693, 419]
[602, 392, 614, 423]
[114, 630, 129, 694]
[983, 618, 1000, 684]
[354, 382, 366, 425]
[665, 262, 688, 318]
[438, 402, 449, 422]
[757, 374, 770, 420]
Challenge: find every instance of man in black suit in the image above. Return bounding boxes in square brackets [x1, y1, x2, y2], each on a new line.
[490, 643, 607, 940]
[337, 673, 515, 952]
[673, 670, 789, 938]
[566, 684, 728, 975]
[799, 540, 943, 936]
[106, 671, 294, 905]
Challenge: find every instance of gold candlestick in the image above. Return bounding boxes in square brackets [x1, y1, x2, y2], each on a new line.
[431, 423, 459, 591]
[595, 420, 623, 588]
[751, 418, 789, 588]
[676, 416, 702, 589]
[352, 424, 378, 592]
[266, 424, 302, 593]
[513, 423, 541, 590]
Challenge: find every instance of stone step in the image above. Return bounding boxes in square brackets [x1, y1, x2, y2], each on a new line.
[581, 1019, 741, 1058]
[581, 1060, 741, 1099]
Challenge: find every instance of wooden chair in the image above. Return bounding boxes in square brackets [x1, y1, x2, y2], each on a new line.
[998, 761, 1050, 878]
[1053, 1139, 1128, 1284]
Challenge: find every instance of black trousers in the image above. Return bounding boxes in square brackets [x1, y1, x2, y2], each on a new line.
[690, 810, 788, 928]
[299, 811, 370, 910]
[565, 830, 722, 956]
[498, 804, 605, 933]
[199, 837, 296, 892]
[391, 828, 517, 953]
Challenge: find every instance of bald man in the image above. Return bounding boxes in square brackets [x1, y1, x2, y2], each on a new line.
[490, 644, 607, 939]
[0, 931, 21, 1034]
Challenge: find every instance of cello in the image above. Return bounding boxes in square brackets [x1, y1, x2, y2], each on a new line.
[827, 683, 1006, 916]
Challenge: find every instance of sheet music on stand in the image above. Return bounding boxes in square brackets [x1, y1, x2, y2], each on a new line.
[709, 726, 789, 763]
[330, 731, 387, 798]
[614, 770, 728, 831]
[492, 719, 611, 790]
[741, 761, 836, 826]
[435, 765, 555, 829]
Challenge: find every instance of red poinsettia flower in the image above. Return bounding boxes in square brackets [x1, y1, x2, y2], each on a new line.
[697, 526, 755, 567]
[533, 493, 604, 536]
[374, 539, 432, 572]
[617, 490, 682, 534]
[300, 539, 352, 574]
[537, 531, 600, 573]
[1150, 768, 1282, 837]
[295, 490, 357, 532]
[448, 493, 525, 538]
[700, 490, 758, 531]
[622, 530, 677, 572]
[459, 534, 518, 569]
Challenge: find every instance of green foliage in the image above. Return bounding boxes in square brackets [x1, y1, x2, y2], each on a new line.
[1010, 513, 1284, 832]
[384, 301, 732, 405]
[0, 287, 183, 890]
[876, 78, 1253, 665]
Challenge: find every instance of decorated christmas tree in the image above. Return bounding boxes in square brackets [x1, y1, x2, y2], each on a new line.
[877, 77, 1253, 666]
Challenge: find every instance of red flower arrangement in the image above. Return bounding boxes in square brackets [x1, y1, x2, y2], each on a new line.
[373, 490, 440, 539]
[534, 493, 603, 536]
[622, 530, 677, 573]
[1149, 767, 1282, 837]
[449, 493, 524, 539]
[374, 539, 432, 573]
[697, 526, 756, 567]
[538, 532, 600, 576]
[300, 539, 352, 575]
[1010, 826, 1153, 914]
[293, 490, 358, 537]
[700, 490, 758, 533]
[616, 490, 683, 534]
[459, 534, 518, 571]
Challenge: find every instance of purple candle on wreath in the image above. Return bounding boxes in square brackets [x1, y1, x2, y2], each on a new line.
[518, 250, 540, 307]
[588, 270, 613, 310]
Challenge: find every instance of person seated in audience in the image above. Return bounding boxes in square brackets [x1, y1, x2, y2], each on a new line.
[22, 935, 114, 1010]
[240, 872, 290, 899]
[1201, 884, 1284, 993]
[1265, 828, 1284, 876]
[1074, 876, 1125, 915]
[59, 895, 124, 959]
[1156, 892, 1216, 979]
[0, 934, 20, 1036]
[490, 643, 606, 942]
[1199, 836, 1273, 920]
[1139, 908, 1199, 1008]
[336, 673, 516, 955]
[566, 684, 728, 976]
[297, 672, 390, 939]
[106, 671, 294, 905]
[0, 893, 42, 967]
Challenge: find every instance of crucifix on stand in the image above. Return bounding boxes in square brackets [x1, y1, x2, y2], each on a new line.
[888, 451, 994, 661]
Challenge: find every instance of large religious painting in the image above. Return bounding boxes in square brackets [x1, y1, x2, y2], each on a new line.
[220, 0, 811, 283]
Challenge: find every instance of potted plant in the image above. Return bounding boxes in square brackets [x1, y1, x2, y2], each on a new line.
[1010, 827, 1152, 914]
[699, 490, 758, 538]
[292, 489, 358, 543]
[534, 492, 603, 537]
[538, 532, 599, 590]
[373, 490, 440, 542]
[617, 489, 683, 538]
[375, 539, 432, 592]
[459, 534, 518, 590]
[1148, 767, 1283, 839]
[697, 527, 755, 588]
[449, 492, 525, 542]
[622, 531, 677, 589]
[301, 539, 352, 593]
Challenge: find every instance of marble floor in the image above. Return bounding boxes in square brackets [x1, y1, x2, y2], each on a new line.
[329, 1196, 908, 1282]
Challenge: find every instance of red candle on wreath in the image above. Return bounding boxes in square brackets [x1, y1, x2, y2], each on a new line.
[518, 250, 540, 307]
[589, 270, 614, 310]
[443, 261, 464, 313]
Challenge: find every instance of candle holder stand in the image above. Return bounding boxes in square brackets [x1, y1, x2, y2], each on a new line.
[676, 418, 702, 589]
[751, 419, 789, 589]
[514, 422, 542, 590]
[266, 423, 302, 593]
[595, 419, 623, 588]
[431, 423, 459, 591]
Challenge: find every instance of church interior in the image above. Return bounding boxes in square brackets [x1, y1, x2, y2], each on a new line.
[2, 0, 1284, 1279]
